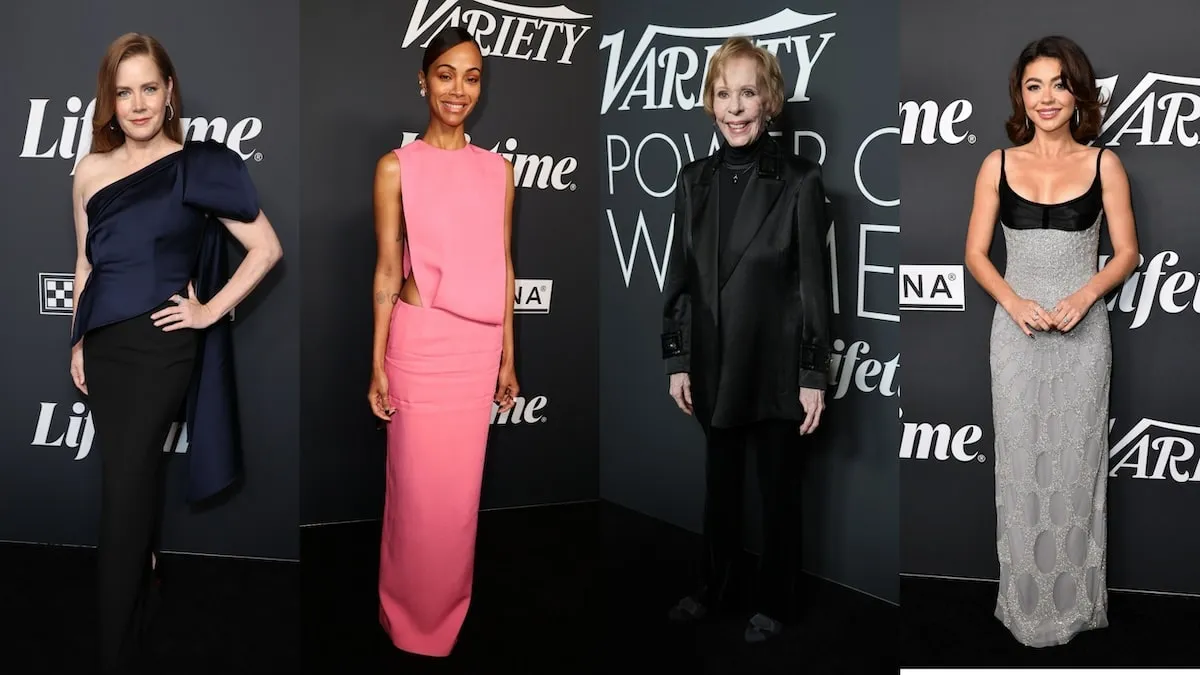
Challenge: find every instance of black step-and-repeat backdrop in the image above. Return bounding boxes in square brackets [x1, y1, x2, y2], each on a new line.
[300, 0, 599, 525]
[598, 1, 899, 602]
[901, 0, 1200, 595]
[0, 0, 300, 560]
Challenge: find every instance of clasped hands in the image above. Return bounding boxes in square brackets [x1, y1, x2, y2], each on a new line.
[1004, 288, 1097, 338]
[668, 372, 825, 435]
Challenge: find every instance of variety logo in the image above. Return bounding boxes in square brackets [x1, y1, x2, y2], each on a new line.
[514, 278, 552, 314]
[898, 99, 976, 146]
[900, 72, 1200, 149]
[32, 401, 187, 461]
[1095, 73, 1200, 147]
[20, 96, 264, 175]
[898, 407, 987, 463]
[490, 394, 548, 425]
[1102, 250, 1200, 329]
[599, 8, 836, 114]
[829, 338, 898, 401]
[399, 132, 578, 191]
[899, 409, 1200, 482]
[899, 264, 965, 311]
[402, 0, 592, 65]
[1110, 417, 1200, 483]
[40, 272, 74, 316]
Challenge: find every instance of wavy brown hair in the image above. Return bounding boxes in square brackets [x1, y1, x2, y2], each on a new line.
[91, 33, 183, 153]
[702, 36, 786, 121]
[1006, 36, 1105, 145]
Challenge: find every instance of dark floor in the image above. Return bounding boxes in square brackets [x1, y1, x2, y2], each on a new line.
[302, 500, 897, 674]
[900, 575, 1200, 668]
[0, 542, 299, 674]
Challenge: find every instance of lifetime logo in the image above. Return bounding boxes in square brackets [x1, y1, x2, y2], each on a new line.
[899, 264, 966, 312]
[31, 401, 188, 461]
[898, 99, 975, 146]
[898, 407, 987, 464]
[490, 395, 548, 425]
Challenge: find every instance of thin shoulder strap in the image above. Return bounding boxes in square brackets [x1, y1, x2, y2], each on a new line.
[1094, 147, 1106, 186]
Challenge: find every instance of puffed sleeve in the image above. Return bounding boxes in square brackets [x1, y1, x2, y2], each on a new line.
[795, 163, 833, 390]
[661, 170, 692, 374]
[182, 139, 261, 222]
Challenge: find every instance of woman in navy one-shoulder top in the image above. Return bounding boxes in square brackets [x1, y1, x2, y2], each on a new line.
[69, 33, 282, 673]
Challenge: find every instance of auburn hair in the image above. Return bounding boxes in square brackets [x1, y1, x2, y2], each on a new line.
[91, 33, 183, 153]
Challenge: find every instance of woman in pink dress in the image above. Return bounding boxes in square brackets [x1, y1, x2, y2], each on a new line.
[367, 26, 519, 658]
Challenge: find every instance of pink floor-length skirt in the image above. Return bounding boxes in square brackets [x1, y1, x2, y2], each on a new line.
[379, 298, 501, 656]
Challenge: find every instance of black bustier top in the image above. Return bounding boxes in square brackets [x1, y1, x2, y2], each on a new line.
[998, 147, 1105, 231]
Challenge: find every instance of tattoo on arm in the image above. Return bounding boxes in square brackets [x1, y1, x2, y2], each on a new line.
[375, 290, 401, 305]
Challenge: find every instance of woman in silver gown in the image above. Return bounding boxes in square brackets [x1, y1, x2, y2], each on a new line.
[963, 35, 1139, 647]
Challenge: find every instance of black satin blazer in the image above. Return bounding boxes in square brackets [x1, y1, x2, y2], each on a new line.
[661, 136, 833, 429]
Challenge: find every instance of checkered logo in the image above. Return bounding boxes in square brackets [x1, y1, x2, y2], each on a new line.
[39, 273, 74, 315]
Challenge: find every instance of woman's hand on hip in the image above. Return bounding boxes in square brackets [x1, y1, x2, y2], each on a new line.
[70, 342, 87, 395]
[495, 365, 519, 412]
[152, 282, 216, 331]
[798, 387, 825, 435]
[1001, 296, 1055, 337]
[368, 367, 394, 422]
[668, 372, 692, 415]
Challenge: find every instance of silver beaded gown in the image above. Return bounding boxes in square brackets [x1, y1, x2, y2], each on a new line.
[988, 148, 1111, 647]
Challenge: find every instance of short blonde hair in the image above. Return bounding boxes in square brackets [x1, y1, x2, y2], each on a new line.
[702, 36, 786, 120]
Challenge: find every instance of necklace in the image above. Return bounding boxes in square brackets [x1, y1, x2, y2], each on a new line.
[727, 164, 753, 184]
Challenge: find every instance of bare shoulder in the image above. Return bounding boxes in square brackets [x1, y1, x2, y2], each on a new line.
[1098, 146, 1125, 173]
[976, 148, 1005, 181]
[73, 151, 106, 188]
[74, 150, 118, 206]
[375, 150, 400, 176]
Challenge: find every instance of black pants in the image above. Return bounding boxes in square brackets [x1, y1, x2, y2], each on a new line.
[698, 419, 804, 621]
[84, 301, 197, 672]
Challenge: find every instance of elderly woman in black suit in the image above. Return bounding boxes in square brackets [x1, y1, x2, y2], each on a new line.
[660, 35, 833, 643]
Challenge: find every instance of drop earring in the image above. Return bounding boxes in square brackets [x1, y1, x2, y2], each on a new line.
[1074, 108, 1080, 125]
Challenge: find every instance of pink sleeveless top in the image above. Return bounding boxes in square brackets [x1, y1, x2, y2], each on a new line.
[394, 140, 508, 325]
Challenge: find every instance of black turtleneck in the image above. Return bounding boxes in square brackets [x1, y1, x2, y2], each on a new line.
[718, 132, 766, 258]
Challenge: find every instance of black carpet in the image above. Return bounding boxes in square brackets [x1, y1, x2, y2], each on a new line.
[302, 500, 896, 674]
[900, 575, 1200, 668]
[0, 541, 299, 674]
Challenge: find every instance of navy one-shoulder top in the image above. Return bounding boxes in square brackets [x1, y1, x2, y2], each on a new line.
[73, 139, 260, 503]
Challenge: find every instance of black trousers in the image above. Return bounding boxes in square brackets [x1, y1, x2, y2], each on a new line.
[84, 301, 197, 672]
[697, 419, 804, 621]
